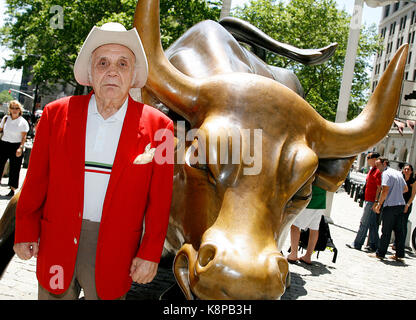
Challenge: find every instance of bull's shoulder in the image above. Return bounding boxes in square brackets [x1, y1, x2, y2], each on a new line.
[165, 20, 254, 77]
[268, 66, 304, 97]
[166, 20, 230, 54]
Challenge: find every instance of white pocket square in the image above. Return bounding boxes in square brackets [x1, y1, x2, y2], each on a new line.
[133, 143, 156, 164]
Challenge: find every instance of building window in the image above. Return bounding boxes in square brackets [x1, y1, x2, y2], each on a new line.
[408, 51, 412, 64]
[413, 69, 416, 81]
[375, 63, 380, 75]
[372, 81, 379, 93]
[389, 21, 396, 36]
[394, 2, 400, 12]
[396, 37, 404, 50]
[387, 42, 393, 54]
[384, 5, 390, 18]
[412, 11, 416, 25]
[399, 16, 407, 31]
[381, 27, 387, 39]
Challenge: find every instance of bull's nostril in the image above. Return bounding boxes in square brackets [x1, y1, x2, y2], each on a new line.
[198, 244, 217, 268]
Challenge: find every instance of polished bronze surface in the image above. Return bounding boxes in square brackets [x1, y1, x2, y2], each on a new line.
[0, 0, 407, 301]
[134, 0, 408, 300]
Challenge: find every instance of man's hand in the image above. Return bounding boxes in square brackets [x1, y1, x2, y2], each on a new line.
[15, 147, 23, 158]
[13, 242, 39, 260]
[374, 203, 381, 214]
[129, 257, 158, 284]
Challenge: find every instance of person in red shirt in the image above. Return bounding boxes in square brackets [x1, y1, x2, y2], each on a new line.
[346, 152, 381, 251]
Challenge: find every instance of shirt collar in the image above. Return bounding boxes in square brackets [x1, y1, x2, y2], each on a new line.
[88, 94, 128, 122]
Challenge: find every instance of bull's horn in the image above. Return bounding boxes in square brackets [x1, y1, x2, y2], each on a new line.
[134, 0, 201, 125]
[315, 44, 408, 158]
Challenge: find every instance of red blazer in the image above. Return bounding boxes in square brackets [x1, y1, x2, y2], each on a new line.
[15, 92, 174, 299]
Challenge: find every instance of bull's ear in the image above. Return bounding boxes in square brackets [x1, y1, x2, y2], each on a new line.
[314, 157, 356, 192]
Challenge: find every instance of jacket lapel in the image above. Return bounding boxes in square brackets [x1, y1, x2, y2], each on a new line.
[65, 92, 91, 199]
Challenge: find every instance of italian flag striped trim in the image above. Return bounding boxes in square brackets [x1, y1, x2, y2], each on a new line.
[85, 161, 112, 175]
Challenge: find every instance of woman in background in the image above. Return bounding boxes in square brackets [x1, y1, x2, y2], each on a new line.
[0, 100, 29, 197]
[398, 163, 416, 250]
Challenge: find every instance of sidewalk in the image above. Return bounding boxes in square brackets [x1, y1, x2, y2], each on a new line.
[0, 171, 415, 300]
[281, 189, 416, 300]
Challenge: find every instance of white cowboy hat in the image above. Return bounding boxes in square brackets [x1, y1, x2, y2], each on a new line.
[74, 22, 148, 88]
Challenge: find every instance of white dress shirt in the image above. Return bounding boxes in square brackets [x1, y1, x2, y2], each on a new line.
[82, 95, 128, 222]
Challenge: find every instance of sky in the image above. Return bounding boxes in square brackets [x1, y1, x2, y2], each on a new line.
[0, 0, 383, 86]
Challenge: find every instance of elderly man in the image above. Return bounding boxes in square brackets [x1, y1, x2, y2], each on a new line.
[13, 23, 174, 300]
[372, 158, 407, 262]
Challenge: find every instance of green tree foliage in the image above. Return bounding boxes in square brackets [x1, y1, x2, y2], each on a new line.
[233, 0, 381, 121]
[0, 0, 220, 93]
[0, 90, 13, 104]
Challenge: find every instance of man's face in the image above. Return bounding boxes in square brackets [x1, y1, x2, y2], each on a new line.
[375, 159, 384, 171]
[90, 44, 135, 102]
[367, 155, 377, 167]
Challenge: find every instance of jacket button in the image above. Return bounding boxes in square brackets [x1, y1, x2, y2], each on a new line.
[74, 237, 78, 245]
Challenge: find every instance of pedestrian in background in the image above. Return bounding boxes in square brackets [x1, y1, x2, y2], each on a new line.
[346, 152, 381, 252]
[0, 100, 29, 197]
[287, 185, 326, 265]
[392, 163, 416, 251]
[372, 158, 407, 262]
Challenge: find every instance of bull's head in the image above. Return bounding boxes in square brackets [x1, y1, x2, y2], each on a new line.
[134, 0, 407, 299]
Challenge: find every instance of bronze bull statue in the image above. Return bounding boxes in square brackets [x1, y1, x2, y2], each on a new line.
[135, 0, 407, 300]
[0, 0, 408, 300]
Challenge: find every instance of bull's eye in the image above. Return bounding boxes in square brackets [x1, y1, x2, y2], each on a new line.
[185, 142, 217, 186]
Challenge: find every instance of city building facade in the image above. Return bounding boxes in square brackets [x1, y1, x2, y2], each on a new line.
[365, 1, 416, 171]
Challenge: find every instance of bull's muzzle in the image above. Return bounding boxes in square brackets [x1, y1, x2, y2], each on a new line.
[173, 239, 289, 300]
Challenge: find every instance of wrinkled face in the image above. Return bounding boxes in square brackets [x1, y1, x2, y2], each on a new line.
[90, 44, 135, 102]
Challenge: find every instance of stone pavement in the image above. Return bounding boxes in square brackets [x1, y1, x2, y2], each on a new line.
[0, 168, 415, 300]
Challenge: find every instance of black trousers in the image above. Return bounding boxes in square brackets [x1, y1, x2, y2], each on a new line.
[0, 140, 23, 189]
[377, 205, 405, 258]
